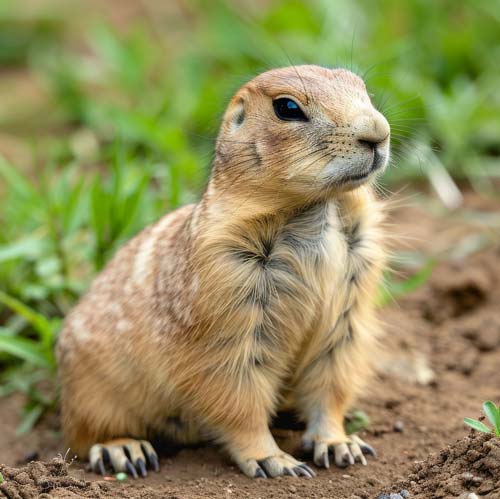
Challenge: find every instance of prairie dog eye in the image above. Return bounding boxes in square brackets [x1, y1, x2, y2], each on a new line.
[272, 98, 308, 122]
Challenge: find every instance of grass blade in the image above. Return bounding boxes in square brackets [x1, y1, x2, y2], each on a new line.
[16, 403, 44, 436]
[0, 335, 52, 369]
[0, 236, 46, 263]
[464, 417, 491, 434]
[0, 290, 54, 349]
[118, 173, 149, 237]
[0, 155, 40, 201]
[62, 175, 87, 234]
[483, 401, 500, 431]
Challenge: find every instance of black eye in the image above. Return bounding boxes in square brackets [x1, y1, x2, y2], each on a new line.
[273, 98, 308, 122]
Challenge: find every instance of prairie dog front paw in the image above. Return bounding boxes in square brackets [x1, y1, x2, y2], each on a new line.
[225, 427, 315, 478]
[303, 433, 376, 468]
[89, 439, 159, 478]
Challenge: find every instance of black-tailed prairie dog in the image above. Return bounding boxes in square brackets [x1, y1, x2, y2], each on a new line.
[57, 65, 390, 479]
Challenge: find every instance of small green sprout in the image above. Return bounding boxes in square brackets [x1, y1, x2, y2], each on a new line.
[345, 409, 370, 435]
[0, 471, 3, 483]
[464, 401, 500, 438]
[115, 472, 128, 481]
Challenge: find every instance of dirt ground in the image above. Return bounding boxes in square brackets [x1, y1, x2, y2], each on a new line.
[1, 189, 500, 499]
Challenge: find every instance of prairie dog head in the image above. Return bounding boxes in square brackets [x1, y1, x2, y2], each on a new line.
[212, 65, 390, 208]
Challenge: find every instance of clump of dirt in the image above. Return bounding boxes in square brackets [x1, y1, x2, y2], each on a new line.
[387, 432, 500, 498]
[419, 262, 493, 324]
[0, 458, 95, 499]
[458, 313, 500, 353]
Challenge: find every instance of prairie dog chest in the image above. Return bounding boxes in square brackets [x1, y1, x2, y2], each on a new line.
[226, 199, 375, 351]
[268, 202, 361, 322]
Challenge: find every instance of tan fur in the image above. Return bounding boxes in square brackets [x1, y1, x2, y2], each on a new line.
[57, 65, 389, 477]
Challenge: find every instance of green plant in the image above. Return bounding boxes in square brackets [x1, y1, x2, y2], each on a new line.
[0, 291, 57, 369]
[0, 290, 59, 433]
[345, 409, 370, 435]
[464, 401, 500, 438]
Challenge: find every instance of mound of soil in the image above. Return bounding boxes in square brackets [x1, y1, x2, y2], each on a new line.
[382, 432, 500, 498]
[0, 458, 94, 499]
[0, 458, 176, 499]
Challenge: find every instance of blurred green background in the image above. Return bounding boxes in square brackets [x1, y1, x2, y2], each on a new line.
[0, 0, 499, 430]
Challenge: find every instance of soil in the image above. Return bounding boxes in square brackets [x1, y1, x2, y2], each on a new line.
[394, 432, 500, 498]
[1, 190, 500, 499]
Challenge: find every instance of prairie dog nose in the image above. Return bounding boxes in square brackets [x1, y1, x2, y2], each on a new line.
[353, 110, 390, 148]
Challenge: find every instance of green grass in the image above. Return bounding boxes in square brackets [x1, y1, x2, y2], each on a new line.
[1, 0, 500, 430]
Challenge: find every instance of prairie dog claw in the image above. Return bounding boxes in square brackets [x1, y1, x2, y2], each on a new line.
[240, 452, 314, 478]
[254, 467, 267, 478]
[89, 439, 159, 477]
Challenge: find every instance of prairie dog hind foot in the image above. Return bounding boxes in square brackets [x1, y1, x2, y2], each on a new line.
[89, 439, 159, 478]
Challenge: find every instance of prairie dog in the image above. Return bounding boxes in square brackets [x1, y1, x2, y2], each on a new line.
[57, 65, 389, 479]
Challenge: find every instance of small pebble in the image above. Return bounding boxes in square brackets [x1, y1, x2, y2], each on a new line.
[115, 472, 128, 481]
[375, 492, 410, 499]
[342, 474, 352, 478]
[393, 421, 404, 433]
[288, 485, 297, 493]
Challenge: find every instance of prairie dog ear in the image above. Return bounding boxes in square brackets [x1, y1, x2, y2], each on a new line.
[226, 96, 246, 132]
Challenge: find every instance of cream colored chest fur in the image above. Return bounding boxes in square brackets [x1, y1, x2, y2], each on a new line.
[196, 193, 383, 389]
